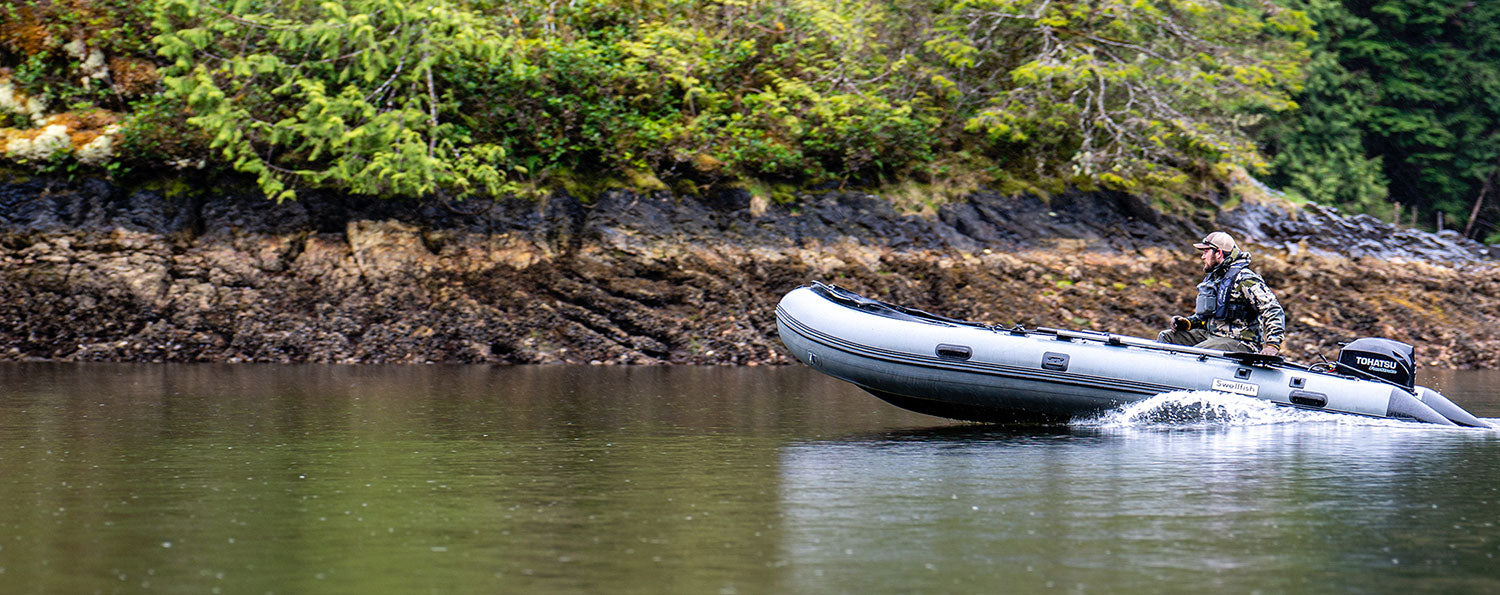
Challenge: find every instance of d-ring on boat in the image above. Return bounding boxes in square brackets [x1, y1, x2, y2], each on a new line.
[776, 282, 1490, 427]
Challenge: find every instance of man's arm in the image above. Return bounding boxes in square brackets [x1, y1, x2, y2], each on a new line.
[1240, 276, 1285, 353]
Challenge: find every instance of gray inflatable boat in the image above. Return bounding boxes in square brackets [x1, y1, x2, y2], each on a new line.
[776, 282, 1490, 427]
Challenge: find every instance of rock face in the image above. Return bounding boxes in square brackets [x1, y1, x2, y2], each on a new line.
[1, 178, 1498, 368]
[1220, 200, 1494, 262]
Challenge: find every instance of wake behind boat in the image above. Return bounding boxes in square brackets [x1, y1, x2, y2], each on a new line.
[776, 282, 1490, 427]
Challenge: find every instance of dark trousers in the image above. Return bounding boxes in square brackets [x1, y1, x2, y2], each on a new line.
[1156, 328, 1253, 353]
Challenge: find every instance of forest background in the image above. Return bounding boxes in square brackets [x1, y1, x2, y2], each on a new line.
[1, 0, 1499, 242]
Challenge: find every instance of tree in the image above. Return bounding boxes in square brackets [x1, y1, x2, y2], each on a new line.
[1257, 0, 1386, 212]
[459, 0, 939, 186]
[1356, 0, 1500, 234]
[154, 0, 517, 201]
[924, 0, 1313, 192]
[2, 0, 1326, 203]
[1270, 0, 1500, 235]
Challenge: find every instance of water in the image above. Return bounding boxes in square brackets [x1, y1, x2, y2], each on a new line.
[1, 364, 1498, 593]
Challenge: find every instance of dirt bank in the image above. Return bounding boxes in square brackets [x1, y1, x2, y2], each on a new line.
[1, 179, 1497, 369]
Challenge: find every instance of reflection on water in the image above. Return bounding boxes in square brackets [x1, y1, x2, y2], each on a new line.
[1, 364, 1499, 593]
[781, 415, 1500, 592]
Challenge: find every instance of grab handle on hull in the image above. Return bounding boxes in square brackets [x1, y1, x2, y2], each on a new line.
[936, 344, 973, 361]
[1288, 390, 1327, 408]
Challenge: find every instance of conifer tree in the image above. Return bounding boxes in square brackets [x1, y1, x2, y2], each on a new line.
[153, 0, 517, 202]
[1259, 0, 1386, 212]
[1267, 0, 1500, 238]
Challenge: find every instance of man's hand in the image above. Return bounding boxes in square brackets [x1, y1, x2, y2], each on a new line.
[1258, 344, 1280, 357]
[1171, 316, 1190, 332]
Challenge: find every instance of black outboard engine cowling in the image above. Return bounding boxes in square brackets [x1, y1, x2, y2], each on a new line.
[1338, 338, 1416, 390]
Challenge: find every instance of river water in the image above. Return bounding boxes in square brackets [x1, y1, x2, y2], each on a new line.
[1, 364, 1498, 593]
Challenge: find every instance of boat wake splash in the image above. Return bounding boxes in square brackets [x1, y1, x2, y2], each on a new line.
[1077, 391, 1374, 429]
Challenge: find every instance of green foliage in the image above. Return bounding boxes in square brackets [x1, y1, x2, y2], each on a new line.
[0, 110, 27, 129]
[154, 0, 519, 201]
[0, 0, 158, 111]
[456, 0, 938, 187]
[1263, 0, 1500, 235]
[924, 0, 1313, 191]
[116, 93, 206, 167]
[0, 0, 1324, 203]
[1259, 1, 1387, 213]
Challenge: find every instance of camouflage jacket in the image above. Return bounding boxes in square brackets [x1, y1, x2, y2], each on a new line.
[1185, 251, 1286, 348]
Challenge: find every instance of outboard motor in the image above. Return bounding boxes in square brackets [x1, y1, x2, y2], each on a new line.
[1336, 338, 1491, 428]
[1338, 338, 1415, 390]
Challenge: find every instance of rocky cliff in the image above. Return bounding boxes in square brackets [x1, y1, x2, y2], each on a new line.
[1, 178, 1497, 368]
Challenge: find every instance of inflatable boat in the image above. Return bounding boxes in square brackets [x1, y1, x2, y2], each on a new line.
[776, 282, 1490, 427]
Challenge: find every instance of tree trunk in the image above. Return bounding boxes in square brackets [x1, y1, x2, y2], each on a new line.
[1465, 171, 1495, 239]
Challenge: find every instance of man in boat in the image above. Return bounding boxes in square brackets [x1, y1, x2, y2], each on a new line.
[1157, 231, 1285, 356]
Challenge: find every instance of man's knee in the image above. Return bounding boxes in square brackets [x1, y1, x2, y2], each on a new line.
[1194, 336, 1250, 353]
[1158, 328, 1199, 346]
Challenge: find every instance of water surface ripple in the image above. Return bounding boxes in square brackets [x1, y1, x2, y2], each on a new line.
[1, 364, 1498, 593]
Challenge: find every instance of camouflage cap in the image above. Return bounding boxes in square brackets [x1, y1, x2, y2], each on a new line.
[1193, 231, 1237, 253]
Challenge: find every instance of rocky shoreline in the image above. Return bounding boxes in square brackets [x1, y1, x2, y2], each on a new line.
[1, 178, 1497, 369]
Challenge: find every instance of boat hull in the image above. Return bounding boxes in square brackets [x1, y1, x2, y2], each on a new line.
[776, 283, 1486, 426]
